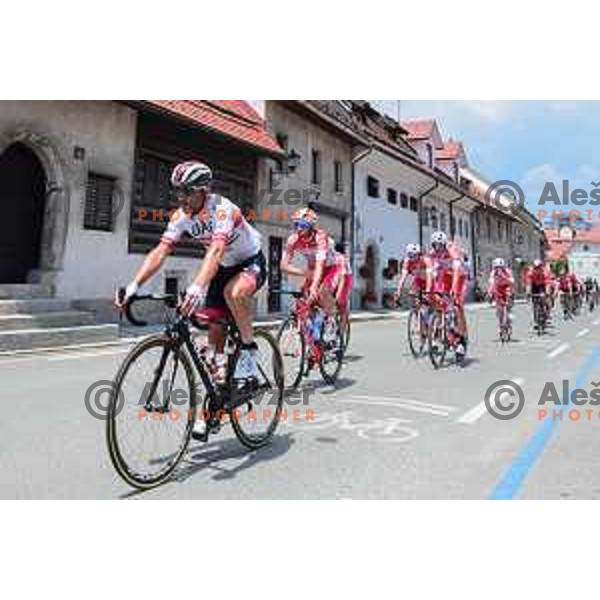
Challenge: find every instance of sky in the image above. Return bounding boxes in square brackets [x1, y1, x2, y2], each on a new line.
[375, 101, 600, 214]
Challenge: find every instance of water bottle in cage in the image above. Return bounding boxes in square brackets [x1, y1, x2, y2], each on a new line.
[311, 312, 324, 341]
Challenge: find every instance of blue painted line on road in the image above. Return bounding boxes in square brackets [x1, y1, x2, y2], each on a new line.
[488, 346, 600, 500]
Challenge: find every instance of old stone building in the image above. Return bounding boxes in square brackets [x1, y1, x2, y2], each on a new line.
[256, 100, 367, 314]
[0, 100, 283, 349]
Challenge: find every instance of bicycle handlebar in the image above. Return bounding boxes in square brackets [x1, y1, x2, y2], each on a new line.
[117, 288, 178, 327]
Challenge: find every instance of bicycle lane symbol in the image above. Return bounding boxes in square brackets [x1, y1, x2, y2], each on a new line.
[284, 409, 420, 444]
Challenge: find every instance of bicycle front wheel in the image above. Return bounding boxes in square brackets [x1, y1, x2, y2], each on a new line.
[428, 311, 447, 369]
[106, 334, 197, 490]
[407, 308, 427, 358]
[277, 316, 305, 390]
[319, 311, 344, 384]
[231, 328, 285, 449]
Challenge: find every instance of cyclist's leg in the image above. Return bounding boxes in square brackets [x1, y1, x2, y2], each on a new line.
[224, 254, 267, 345]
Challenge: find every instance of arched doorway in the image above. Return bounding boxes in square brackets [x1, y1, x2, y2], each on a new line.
[0, 143, 46, 283]
[0, 143, 47, 283]
[360, 243, 378, 309]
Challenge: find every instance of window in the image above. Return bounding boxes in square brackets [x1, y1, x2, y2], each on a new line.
[334, 161, 343, 193]
[387, 188, 398, 205]
[422, 205, 430, 226]
[276, 133, 288, 151]
[367, 176, 380, 198]
[400, 193, 408, 209]
[440, 212, 447, 232]
[311, 149, 321, 185]
[451, 216, 456, 235]
[430, 207, 438, 229]
[465, 222, 469, 239]
[84, 172, 115, 231]
[497, 221, 503, 241]
[505, 222, 510, 240]
[458, 219, 463, 237]
[584, 244, 590, 252]
[409, 196, 418, 212]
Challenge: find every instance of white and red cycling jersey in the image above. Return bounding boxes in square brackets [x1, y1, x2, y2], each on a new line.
[160, 194, 261, 267]
[488, 267, 515, 299]
[282, 228, 337, 269]
[334, 251, 352, 277]
[402, 255, 428, 291]
[427, 246, 462, 295]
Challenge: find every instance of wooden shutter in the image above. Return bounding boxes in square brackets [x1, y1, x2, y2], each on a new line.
[84, 173, 115, 231]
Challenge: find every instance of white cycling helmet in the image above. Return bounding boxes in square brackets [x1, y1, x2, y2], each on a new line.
[492, 257, 505, 269]
[171, 161, 213, 191]
[533, 258, 542, 268]
[431, 230, 448, 249]
[405, 243, 420, 258]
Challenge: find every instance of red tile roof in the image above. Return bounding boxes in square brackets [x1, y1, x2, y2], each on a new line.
[401, 118, 435, 140]
[436, 139, 463, 161]
[146, 100, 284, 156]
[544, 225, 600, 260]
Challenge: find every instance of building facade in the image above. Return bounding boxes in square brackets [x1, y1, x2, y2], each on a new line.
[256, 100, 367, 314]
[0, 100, 283, 319]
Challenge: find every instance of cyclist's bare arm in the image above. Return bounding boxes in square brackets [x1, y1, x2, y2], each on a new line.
[189, 238, 225, 291]
[135, 243, 173, 287]
[280, 256, 305, 278]
[396, 268, 408, 296]
[310, 258, 326, 298]
[424, 257, 433, 293]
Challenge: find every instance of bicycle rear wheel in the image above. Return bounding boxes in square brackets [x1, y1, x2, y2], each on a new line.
[106, 334, 197, 490]
[230, 328, 285, 449]
[276, 316, 305, 390]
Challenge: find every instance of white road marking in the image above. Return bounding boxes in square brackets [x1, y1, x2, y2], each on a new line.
[339, 398, 450, 417]
[576, 328, 590, 338]
[456, 377, 525, 425]
[594, 319, 600, 326]
[46, 347, 131, 361]
[340, 395, 455, 416]
[547, 343, 569, 360]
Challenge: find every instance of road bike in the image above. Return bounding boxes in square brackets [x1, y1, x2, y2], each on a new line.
[492, 293, 513, 343]
[106, 293, 284, 490]
[427, 292, 467, 369]
[531, 293, 549, 334]
[276, 290, 344, 389]
[405, 292, 431, 358]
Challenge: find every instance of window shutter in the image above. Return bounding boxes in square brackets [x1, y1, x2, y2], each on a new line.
[84, 173, 115, 231]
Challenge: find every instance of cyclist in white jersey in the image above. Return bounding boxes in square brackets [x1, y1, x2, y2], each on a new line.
[116, 161, 267, 385]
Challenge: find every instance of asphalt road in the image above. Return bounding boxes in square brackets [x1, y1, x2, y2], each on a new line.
[2, 302, 600, 499]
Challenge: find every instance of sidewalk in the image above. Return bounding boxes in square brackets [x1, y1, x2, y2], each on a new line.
[0, 299, 523, 357]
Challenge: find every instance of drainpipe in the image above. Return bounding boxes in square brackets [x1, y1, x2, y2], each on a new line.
[351, 145, 374, 276]
[418, 180, 439, 248]
[448, 192, 465, 241]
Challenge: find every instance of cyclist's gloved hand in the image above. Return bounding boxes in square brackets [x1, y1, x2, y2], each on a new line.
[115, 281, 138, 309]
[181, 283, 207, 316]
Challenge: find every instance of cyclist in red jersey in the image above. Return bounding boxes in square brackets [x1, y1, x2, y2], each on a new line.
[395, 243, 428, 302]
[487, 257, 515, 327]
[426, 231, 467, 358]
[333, 241, 353, 329]
[525, 258, 553, 325]
[280, 208, 339, 316]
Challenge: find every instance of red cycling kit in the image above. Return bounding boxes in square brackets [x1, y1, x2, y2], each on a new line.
[283, 228, 339, 294]
[334, 252, 353, 312]
[401, 256, 428, 294]
[526, 266, 553, 295]
[488, 267, 515, 304]
[428, 246, 466, 306]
